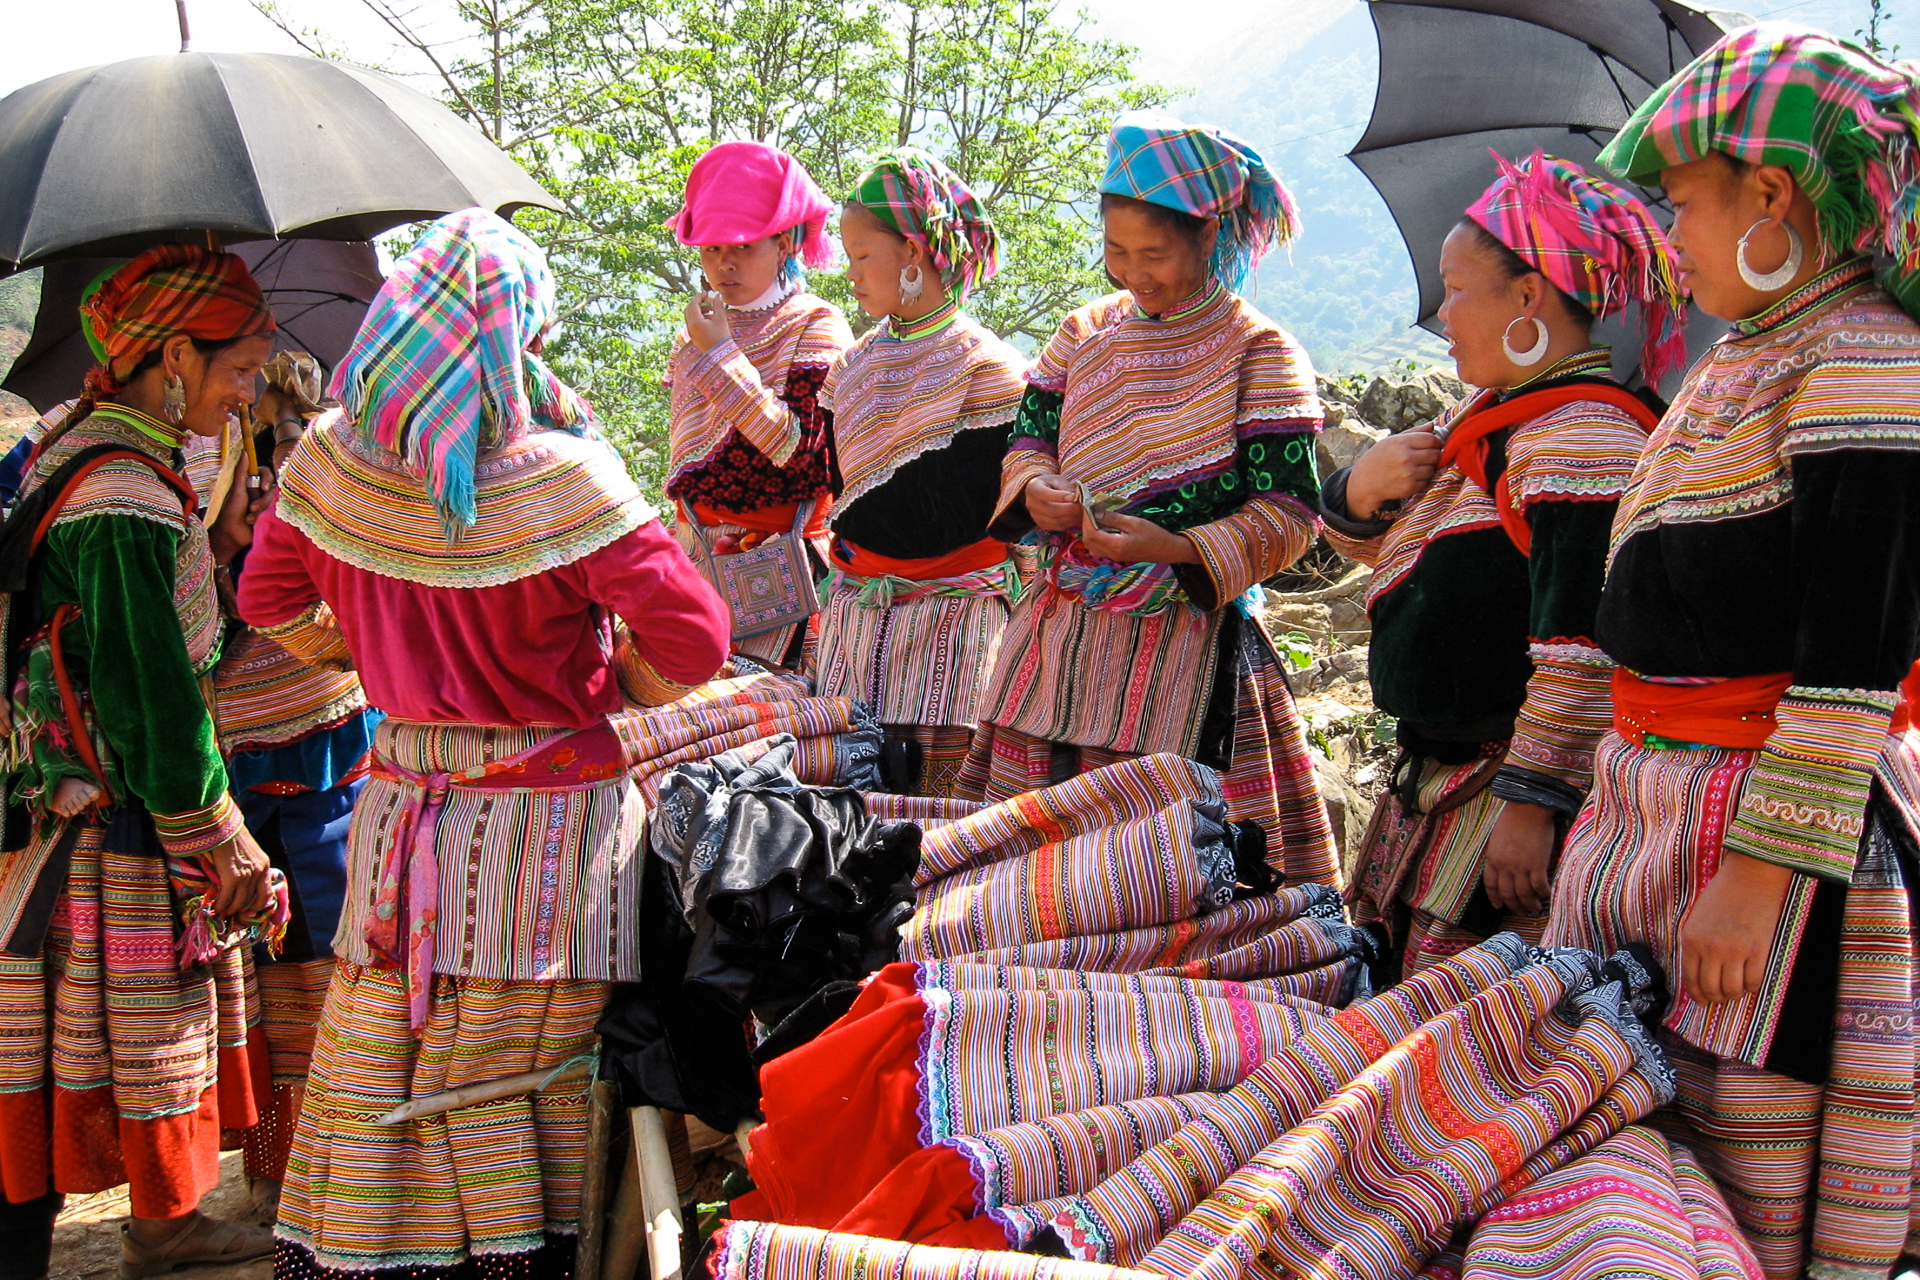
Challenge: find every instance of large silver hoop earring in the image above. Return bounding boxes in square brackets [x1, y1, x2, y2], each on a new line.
[1737, 218, 1804, 292]
[897, 263, 924, 307]
[161, 374, 187, 426]
[1501, 316, 1549, 366]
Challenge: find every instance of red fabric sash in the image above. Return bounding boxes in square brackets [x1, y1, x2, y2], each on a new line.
[1440, 383, 1658, 556]
[1616, 661, 1920, 746]
[1612, 670, 1791, 749]
[831, 537, 1007, 582]
[684, 498, 831, 544]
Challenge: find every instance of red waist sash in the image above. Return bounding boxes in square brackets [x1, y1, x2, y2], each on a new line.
[1616, 661, 1920, 747]
[684, 498, 831, 543]
[831, 537, 1007, 582]
[1612, 670, 1791, 749]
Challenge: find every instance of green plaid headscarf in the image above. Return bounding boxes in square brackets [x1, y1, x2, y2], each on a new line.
[849, 149, 1000, 301]
[1599, 22, 1920, 315]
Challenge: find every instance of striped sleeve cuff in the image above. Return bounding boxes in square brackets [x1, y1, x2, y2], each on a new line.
[613, 626, 700, 708]
[258, 601, 355, 672]
[152, 792, 246, 856]
[1179, 494, 1319, 608]
[1723, 686, 1896, 880]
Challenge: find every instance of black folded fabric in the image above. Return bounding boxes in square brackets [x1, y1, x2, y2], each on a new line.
[597, 736, 920, 1130]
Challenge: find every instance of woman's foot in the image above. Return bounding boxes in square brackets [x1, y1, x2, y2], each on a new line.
[120, 1211, 272, 1278]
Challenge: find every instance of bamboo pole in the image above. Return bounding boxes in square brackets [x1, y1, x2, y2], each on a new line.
[374, 1060, 593, 1126]
[633, 1107, 684, 1280]
[575, 1080, 617, 1280]
[602, 1128, 646, 1280]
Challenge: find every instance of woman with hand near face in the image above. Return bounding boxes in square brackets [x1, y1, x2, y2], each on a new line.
[0, 247, 286, 1277]
[1535, 27, 1920, 1280]
[1327, 153, 1682, 980]
[815, 151, 1027, 798]
[665, 142, 855, 669]
[959, 112, 1337, 885]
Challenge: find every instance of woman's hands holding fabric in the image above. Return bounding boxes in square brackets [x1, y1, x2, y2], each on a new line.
[1680, 848, 1795, 1005]
[1079, 511, 1200, 565]
[684, 292, 732, 352]
[1024, 473, 1085, 532]
[209, 468, 274, 566]
[1482, 800, 1556, 914]
[209, 828, 272, 918]
[1345, 426, 1442, 520]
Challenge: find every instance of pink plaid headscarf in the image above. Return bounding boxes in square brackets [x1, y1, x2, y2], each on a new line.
[1467, 150, 1689, 386]
[670, 141, 835, 269]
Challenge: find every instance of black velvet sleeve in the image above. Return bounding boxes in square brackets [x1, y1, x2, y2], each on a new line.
[1525, 501, 1617, 645]
[986, 387, 1060, 542]
[1786, 448, 1920, 691]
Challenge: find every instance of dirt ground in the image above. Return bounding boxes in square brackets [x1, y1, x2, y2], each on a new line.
[50, 1152, 271, 1280]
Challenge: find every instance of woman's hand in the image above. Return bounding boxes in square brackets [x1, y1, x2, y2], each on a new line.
[1079, 511, 1200, 565]
[208, 468, 274, 566]
[1680, 848, 1795, 1005]
[209, 828, 272, 918]
[1024, 473, 1085, 532]
[1481, 800, 1557, 914]
[1345, 426, 1442, 519]
[684, 292, 732, 352]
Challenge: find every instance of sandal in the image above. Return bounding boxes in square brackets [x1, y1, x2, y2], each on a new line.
[119, 1212, 273, 1279]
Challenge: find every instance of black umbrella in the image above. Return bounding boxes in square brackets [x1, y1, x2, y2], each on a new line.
[1347, 0, 1747, 388]
[0, 239, 381, 415]
[0, 51, 559, 272]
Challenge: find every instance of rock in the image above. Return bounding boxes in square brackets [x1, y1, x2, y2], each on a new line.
[1353, 368, 1467, 433]
[1316, 420, 1386, 476]
[1293, 646, 1369, 695]
[1317, 375, 1364, 409]
[1312, 751, 1374, 867]
[1327, 595, 1371, 644]
[1269, 600, 1331, 639]
[1323, 402, 1347, 429]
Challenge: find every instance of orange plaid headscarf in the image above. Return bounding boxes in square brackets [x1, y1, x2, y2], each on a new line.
[79, 244, 275, 402]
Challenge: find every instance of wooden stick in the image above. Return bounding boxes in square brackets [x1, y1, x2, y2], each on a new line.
[575, 1080, 616, 1280]
[375, 1060, 592, 1126]
[633, 1107, 685, 1280]
[603, 1126, 647, 1280]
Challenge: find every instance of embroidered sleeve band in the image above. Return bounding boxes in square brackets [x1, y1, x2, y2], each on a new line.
[1723, 685, 1897, 879]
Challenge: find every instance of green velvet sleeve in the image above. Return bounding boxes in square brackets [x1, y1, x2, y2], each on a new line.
[45, 515, 231, 820]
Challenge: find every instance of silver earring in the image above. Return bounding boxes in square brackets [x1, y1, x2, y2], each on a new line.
[1501, 316, 1549, 366]
[1737, 218, 1804, 292]
[898, 263, 924, 306]
[161, 374, 187, 426]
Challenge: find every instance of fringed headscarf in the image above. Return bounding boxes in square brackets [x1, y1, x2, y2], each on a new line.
[848, 148, 1001, 301]
[77, 244, 275, 412]
[1599, 23, 1920, 317]
[1466, 150, 1690, 386]
[1099, 110, 1301, 293]
[330, 207, 592, 539]
[670, 141, 836, 272]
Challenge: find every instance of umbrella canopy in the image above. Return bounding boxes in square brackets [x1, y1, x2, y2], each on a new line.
[1, 239, 381, 415]
[1347, 0, 1746, 386]
[0, 51, 559, 272]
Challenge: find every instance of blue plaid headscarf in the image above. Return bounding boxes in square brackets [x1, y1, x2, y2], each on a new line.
[1099, 111, 1302, 293]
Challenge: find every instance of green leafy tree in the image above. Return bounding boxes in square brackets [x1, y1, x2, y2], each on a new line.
[254, 0, 1163, 499]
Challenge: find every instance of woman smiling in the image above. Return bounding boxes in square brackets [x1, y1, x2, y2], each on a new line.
[959, 111, 1338, 885]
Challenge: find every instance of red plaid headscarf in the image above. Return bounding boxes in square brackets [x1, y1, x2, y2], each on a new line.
[79, 244, 276, 403]
[1467, 151, 1689, 386]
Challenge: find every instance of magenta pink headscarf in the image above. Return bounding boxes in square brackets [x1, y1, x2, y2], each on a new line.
[669, 141, 835, 268]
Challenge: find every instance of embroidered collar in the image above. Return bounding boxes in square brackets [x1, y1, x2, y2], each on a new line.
[730, 280, 797, 313]
[1733, 258, 1874, 338]
[1133, 280, 1223, 322]
[1496, 347, 1614, 401]
[887, 297, 962, 342]
[89, 403, 186, 455]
